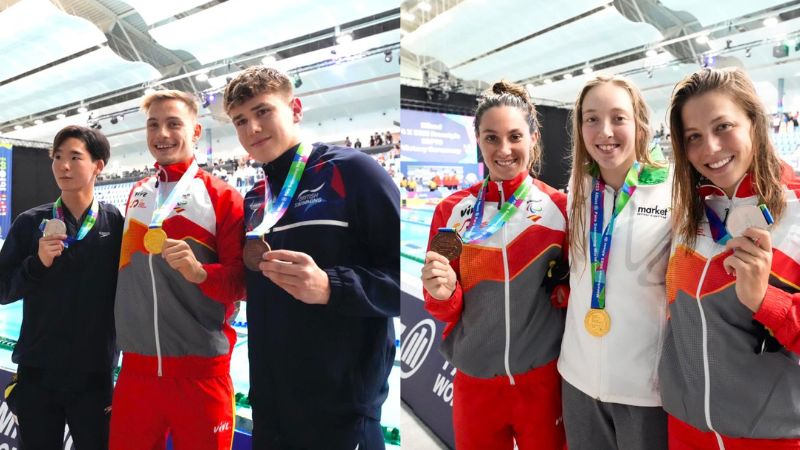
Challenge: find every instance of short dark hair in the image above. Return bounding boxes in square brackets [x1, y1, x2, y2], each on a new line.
[51, 125, 111, 165]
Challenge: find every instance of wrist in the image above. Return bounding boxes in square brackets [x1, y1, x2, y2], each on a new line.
[191, 263, 208, 284]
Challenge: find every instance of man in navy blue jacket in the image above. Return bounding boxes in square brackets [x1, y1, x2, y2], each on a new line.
[223, 66, 399, 449]
[0, 125, 123, 450]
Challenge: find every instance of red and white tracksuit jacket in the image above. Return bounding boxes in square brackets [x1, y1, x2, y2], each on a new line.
[660, 163, 800, 449]
[424, 171, 567, 449]
[110, 158, 245, 450]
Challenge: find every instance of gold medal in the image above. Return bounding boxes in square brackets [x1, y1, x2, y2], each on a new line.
[243, 237, 271, 272]
[143, 228, 168, 254]
[584, 309, 611, 337]
[430, 229, 462, 260]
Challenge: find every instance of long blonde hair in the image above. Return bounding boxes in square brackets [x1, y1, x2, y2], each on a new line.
[568, 74, 657, 258]
[668, 67, 785, 246]
[474, 80, 542, 176]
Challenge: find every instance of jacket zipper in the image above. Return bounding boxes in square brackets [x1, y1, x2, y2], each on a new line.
[148, 253, 163, 377]
[696, 196, 734, 450]
[498, 181, 515, 385]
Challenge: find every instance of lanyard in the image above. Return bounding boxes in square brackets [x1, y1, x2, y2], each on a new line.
[246, 142, 311, 238]
[51, 197, 98, 247]
[589, 162, 640, 310]
[149, 159, 199, 230]
[461, 176, 530, 244]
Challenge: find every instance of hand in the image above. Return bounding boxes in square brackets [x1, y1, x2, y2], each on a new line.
[421, 251, 457, 300]
[161, 239, 207, 284]
[723, 227, 772, 313]
[38, 234, 67, 268]
[258, 250, 331, 305]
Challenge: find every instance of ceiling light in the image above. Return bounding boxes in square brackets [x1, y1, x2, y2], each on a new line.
[262, 55, 277, 65]
[336, 33, 353, 45]
[646, 49, 658, 58]
[417, 1, 432, 12]
[563, 73, 573, 80]
[56, 113, 66, 120]
[77, 106, 89, 114]
[13, 125, 23, 131]
[384, 50, 393, 63]
[763, 17, 779, 27]
[401, 11, 416, 22]
[582, 66, 594, 75]
[696, 34, 709, 44]
[543, 78, 553, 84]
[195, 72, 209, 82]
[34, 119, 43, 125]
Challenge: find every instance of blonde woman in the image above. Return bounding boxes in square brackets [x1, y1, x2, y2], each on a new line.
[558, 74, 671, 450]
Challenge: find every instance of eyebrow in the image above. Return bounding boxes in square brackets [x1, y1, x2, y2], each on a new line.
[231, 103, 270, 122]
[53, 148, 83, 155]
[481, 128, 523, 134]
[684, 115, 729, 132]
[147, 116, 184, 123]
[583, 107, 630, 114]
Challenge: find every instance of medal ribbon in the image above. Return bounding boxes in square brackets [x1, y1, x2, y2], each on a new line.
[50, 197, 99, 248]
[589, 162, 640, 310]
[149, 159, 199, 230]
[461, 176, 530, 244]
[703, 203, 731, 245]
[246, 142, 311, 240]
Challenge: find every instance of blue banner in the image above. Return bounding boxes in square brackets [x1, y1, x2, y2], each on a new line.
[0, 142, 11, 240]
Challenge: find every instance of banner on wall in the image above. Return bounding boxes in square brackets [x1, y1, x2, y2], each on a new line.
[0, 142, 12, 240]
[400, 290, 455, 449]
[400, 110, 478, 164]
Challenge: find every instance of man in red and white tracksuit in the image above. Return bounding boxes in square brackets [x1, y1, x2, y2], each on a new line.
[109, 90, 245, 450]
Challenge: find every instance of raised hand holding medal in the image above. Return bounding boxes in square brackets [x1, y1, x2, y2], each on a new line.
[245, 142, 310, 271]
[38, 197, 99, 267]
[720, 204, 775, 313]
[422, 176, 531, 300]
[145, 160, 199, 254]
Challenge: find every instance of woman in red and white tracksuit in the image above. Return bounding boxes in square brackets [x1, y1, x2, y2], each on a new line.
[661, 67, 800, 450]
[421, 80, 568, 450]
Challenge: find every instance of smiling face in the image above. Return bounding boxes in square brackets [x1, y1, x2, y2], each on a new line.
[580, 82, 637, 187]
[228, 92, 302, 164]
[475, 106, 536, 181]
[145, 99, 201, 166]
[681, 90, 754, 197]
[51, 137, 103, 193]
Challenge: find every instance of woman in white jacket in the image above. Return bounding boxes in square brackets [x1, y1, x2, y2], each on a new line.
[558, 74, 671, 450]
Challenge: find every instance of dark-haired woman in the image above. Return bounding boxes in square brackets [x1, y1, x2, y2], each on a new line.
[421, 81, 568, 450]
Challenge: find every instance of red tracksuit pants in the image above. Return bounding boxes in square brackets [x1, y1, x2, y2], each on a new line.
[669, 415, 800, 450]
[109, 368, 235, 450]
[453, 359, 566, 450]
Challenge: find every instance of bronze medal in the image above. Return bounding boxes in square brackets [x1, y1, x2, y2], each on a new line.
[584, 309, 611, 337]
[244, 237, 270, 271]
[43, 219, 66, 237]
[430, 229, 462, 260]
[143, 228, 168, 254]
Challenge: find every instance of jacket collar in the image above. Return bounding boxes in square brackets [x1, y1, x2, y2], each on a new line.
[697, 172, 755, 199]
[472, 171, 529, 202]
[154, 158, 196, 183]
[261, 143, 301, 190]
